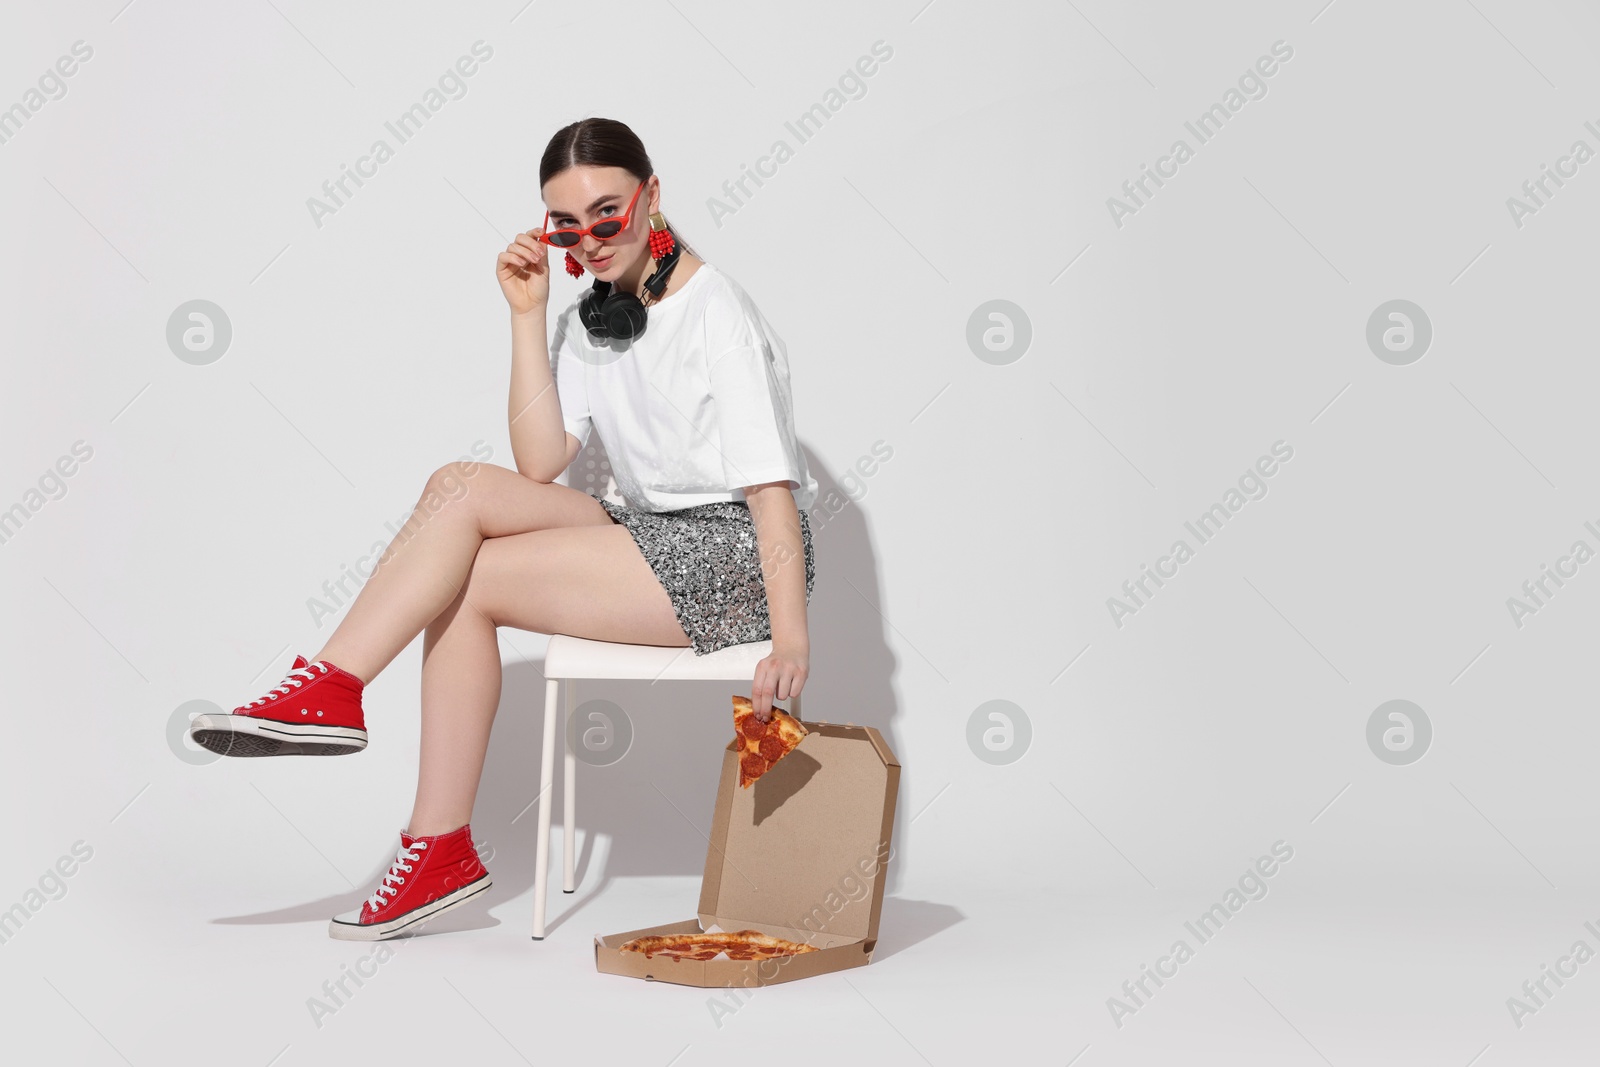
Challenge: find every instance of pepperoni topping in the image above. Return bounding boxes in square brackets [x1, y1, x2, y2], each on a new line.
[621, 930, 818, 961]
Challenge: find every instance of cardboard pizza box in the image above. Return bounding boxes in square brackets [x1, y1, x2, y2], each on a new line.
[594, 720, 900, 987]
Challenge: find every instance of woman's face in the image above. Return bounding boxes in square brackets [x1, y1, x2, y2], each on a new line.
[542, 165, 654, 281]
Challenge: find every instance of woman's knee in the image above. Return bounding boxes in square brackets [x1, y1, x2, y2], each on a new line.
[422, 460, 479, 502]
[416, 460, 493, 524]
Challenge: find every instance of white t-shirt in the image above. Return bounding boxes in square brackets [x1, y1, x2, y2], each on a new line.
[549, 260, 819, 515]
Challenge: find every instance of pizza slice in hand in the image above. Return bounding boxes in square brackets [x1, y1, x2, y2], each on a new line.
[732, 695, 808, 788]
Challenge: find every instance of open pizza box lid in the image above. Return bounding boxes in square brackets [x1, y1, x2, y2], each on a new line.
[595, 720, 900, 987]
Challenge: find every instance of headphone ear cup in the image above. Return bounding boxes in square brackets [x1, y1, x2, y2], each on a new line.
[578, 280, 612, 338]
[598, 291, 649, 341]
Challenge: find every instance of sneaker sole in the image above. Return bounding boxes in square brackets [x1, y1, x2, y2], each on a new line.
[189, 713, 368, 757]
[328, 875, 492, 941]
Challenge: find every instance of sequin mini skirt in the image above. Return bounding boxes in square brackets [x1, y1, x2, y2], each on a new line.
[599, 498, 815, 656]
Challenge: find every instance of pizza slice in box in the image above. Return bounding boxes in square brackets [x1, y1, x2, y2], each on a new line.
[732, 695, 808, 788]
[619, 929, 819, 961]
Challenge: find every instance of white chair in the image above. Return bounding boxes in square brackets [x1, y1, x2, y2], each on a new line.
[531, 633, 800, 939]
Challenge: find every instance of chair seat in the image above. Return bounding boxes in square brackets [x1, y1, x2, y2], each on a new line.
[543, 633, 772, 681]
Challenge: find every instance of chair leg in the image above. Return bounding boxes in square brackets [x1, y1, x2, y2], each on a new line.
[532, 677, 559, 940]
[563, 679, 577, 893]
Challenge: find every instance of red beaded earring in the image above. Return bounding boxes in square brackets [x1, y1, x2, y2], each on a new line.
[564, 251, 585, 278]
[648, 212, 676, 258]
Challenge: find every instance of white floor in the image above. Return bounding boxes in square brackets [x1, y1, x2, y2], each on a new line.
[5, 842, 1597, 1066]
[3, 640, 1597, 1066]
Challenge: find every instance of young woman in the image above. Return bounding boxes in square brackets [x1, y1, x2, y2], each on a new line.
[189, 117, 819, 941]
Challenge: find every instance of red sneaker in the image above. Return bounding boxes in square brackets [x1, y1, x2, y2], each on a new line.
[329, 825, 491, 941]
[190, 655, 368, 757]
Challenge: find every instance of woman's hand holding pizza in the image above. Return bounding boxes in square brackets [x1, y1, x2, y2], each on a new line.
[497, 226, 552, 316]
[751, 639, 808, 724]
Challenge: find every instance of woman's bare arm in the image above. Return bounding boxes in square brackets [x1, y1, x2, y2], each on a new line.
[745, 481, 810, 719]
[506, 309, 578, 481]
[498, 226, 578, 482]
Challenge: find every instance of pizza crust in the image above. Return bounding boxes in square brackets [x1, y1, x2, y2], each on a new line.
[618, 928, 820, 962]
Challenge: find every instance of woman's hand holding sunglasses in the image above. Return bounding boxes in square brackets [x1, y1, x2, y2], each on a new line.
[497, 226, 552, 318]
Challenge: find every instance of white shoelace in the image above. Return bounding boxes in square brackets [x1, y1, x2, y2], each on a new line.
[245, 661, 329, 707]
[367, 841, 427, 913]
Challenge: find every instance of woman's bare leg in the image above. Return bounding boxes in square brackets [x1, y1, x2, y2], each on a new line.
[405, 521, 691, 837]
[309, 462, 606, 684]
[406, 580, 502, 838]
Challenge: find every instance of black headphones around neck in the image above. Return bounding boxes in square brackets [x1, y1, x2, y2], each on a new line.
[577, 239, 684, 342]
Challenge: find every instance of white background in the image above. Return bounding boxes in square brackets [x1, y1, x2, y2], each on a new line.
[4, 0, 1600, 1064]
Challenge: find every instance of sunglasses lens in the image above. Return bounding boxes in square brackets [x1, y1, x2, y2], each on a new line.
[591, 220, 623, 239]
[547, 231, 580, 247]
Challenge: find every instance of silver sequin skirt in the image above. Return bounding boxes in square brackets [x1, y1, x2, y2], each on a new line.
[598, 499, 815, 656]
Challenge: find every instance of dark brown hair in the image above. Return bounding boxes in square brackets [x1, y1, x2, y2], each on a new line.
[539, 117, 698, 259]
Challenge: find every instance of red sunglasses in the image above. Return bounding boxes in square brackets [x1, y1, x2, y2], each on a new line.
[539, 178, 648, 248]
